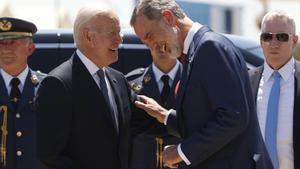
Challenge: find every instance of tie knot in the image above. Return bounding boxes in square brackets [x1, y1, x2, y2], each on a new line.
[97, 69, 105, 79]
[161, 75, 169, 85]
[10, 78, 20, 87]
[273, 71, 281, 80]
[178, 54, 188, 63]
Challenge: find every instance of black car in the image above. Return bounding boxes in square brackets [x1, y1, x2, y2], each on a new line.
[30, 29, 264, 74]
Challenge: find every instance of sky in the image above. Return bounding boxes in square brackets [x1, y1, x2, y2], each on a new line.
[3, 0, 134, 29]
[1, 0, 300, 40]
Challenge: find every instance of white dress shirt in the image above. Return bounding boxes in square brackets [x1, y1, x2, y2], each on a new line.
[257, 58, 295, 169]
[1, 66, 29, 93]
[76, 50, 119, 131]
[164, 22, 203, 165]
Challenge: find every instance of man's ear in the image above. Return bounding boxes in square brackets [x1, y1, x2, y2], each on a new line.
[162, 10, 176, 26]
[27, 42, 36, 56]
[293, 35, 298, 48]
[83, 29, 95, 47]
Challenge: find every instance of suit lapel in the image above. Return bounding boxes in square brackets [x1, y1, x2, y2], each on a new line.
[16, 70, 34, 113]
[105, 68, 123, 133]
[249, 66, 263, 101]
[293, 61, 300, 169]
[72, 54, 117, 133]
[176, 26, 211, 111]
[141, 66, 160, 103]
[0, 75, 10, 108]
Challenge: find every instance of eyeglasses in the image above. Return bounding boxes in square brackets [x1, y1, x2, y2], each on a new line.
[260, 32, 292, 42]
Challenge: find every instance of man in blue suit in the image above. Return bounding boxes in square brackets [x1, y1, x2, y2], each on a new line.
[126, 48, 182, 169]
[130, 0, 271, 168]
[249, 10, 299, 169]
[0, 17, 45, 169]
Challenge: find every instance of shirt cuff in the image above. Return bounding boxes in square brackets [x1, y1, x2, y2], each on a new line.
[164, 109, 175, 125]
[178, 144, 191, 165]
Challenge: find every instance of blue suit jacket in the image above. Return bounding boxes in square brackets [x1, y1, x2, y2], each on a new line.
[249, 60, 300, 169]
[166, 26, 260, 169]
[0, 70, 45, 169]
[127, 64, 182, 169]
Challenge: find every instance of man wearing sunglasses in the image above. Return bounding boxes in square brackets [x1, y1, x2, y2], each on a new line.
[249, 10, 299, 169]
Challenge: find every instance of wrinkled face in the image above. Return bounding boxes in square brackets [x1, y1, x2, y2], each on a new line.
[89, 14, 123, 67]
[261, 19, 298, 66]
[133, 14, 182, 60]
[0, 37, 35, 70]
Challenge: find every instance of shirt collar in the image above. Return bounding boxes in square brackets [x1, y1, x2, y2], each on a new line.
[76, 49, 102, 76]
[263, 57, 295, 81]
[0, 66, 29, 89]
[152, 60, 180, 83]
[183, 22, 202, 54]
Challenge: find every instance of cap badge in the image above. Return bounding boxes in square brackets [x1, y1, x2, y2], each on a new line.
[0, 20, 12, 31]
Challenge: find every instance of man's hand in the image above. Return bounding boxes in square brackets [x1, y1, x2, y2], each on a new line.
[135, 95, 168, 123]
[163, 145, 183, 169]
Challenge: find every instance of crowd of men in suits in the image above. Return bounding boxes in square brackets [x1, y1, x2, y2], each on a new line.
[0, 0, 298, 169]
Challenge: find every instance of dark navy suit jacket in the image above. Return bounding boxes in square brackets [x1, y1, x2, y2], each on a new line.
[36, 53, 133, 169]
[127, 65, 182, 169]
[249, 60, 300, 169]
[0, 69, 45, 169]
[166, 26, 260, 169]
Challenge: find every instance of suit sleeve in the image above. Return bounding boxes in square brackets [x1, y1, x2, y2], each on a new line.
[180, 40, 251, 165]
[36, 76, 76, 169]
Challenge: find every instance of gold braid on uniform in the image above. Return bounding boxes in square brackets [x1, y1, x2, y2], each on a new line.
[155, 137, 164, 169]
[0, 106, 7, 166]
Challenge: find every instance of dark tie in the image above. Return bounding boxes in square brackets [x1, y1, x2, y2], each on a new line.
[97, 69, 118, 132]
[178, 54, 188, 64]
[10, 78, 21, 111]
[160, 75, 170, 106]
[265, 71, 281, 169]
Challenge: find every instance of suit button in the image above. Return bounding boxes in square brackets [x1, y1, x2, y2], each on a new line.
[16, 113, 21, 118]
[16, 131, 22, 137]
[16, 150, 22, 156]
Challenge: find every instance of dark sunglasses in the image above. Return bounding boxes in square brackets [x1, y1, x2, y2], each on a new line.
[261, 32, 292, 42]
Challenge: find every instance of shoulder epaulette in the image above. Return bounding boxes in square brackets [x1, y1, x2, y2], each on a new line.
[125, 67, 147, 81]
[30, 70, 47, 87]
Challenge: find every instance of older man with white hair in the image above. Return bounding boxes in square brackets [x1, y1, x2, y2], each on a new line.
[36, 6, 133, 169]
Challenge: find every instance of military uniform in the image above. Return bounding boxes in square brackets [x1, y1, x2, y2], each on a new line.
[0, 17, 46, 169]
[127, 63, 182, 169]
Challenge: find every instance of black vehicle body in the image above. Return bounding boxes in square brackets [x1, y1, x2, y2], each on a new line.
[30, 29, 264, 74]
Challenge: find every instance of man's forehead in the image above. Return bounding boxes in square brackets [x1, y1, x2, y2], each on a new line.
[263, 19, 292, 32]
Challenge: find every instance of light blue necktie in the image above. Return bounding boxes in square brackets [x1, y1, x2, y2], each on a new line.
[265, 71, 281, 169]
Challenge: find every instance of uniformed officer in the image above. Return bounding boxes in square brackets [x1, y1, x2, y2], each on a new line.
[127, 49, 182, 169]
[0, 17, 45, 169]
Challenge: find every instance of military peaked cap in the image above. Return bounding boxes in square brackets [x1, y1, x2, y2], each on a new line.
[0, 17, 37, 40]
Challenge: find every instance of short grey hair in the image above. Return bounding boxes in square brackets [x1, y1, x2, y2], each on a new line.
[73, 6, 113, 47]
[261, 10, 296, 34]
[130, 0, 186, 26]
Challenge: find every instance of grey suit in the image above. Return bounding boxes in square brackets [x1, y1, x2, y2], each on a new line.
[249, 60, 300, 169]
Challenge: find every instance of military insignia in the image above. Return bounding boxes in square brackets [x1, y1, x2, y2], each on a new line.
[143, 74, 151, 84]
[131, 83, 142, 93]
[30, 74, 39, 86]
[0, 20, 12, 31]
